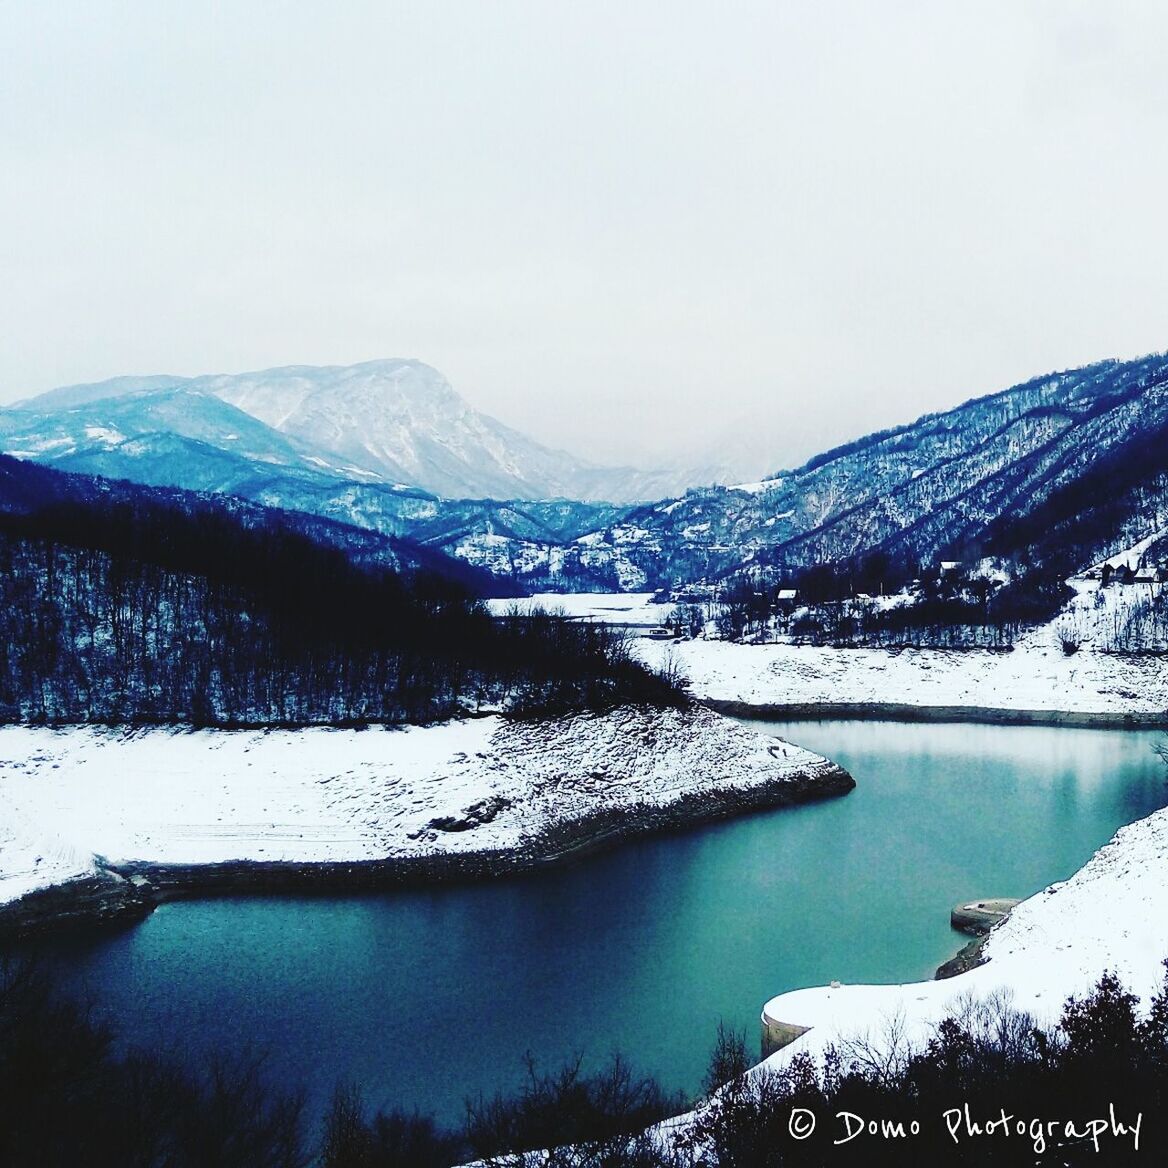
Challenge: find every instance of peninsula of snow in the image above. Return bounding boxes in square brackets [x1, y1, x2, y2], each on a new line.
[0, 705, 852, 930]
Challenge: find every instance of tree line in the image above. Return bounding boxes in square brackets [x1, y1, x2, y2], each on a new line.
[712, 563, 1071, 650]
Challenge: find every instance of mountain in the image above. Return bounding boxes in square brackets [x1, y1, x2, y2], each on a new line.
[16, 360, 703, 503]
[567, 352, 1168, 588]
[6, 350, 1168, 595]
[0, 376, 639, 578]
[0, 383, 637, 590]
[0, 381, 391, 487]
[0, 380, 448, 536]
[443, 350, 1168, 592]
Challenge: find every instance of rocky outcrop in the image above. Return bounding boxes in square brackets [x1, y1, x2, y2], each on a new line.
[950, 897, 1020, 935]
[935, 936, 989, 980]
[0, 870, 153, 938]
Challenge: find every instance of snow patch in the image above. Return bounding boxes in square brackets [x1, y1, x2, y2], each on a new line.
[730, 478, 783, 495]
[82, 425, 124, 446]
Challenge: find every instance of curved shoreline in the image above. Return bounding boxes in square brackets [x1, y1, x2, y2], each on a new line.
[705, 698, 1168, 730]
[9, 694, 1160, 941]
[0, 765, 854, 940]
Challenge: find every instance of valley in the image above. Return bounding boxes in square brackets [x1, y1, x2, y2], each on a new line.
[2, 347, 1168, 1162]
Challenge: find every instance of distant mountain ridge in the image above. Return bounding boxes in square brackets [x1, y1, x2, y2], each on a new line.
[0, 451, 515, 596]
[15, 360, 708, 503]
[0, 375, 638, 589]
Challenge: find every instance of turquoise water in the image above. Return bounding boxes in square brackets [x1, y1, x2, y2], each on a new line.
[26, 720, 1168, 1128]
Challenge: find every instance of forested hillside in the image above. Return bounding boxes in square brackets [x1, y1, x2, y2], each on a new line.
[608, 352, 1168, 589]
[0, 457, 678, 725]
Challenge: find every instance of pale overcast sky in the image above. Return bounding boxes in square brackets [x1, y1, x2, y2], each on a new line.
[3, 1, 1168, 470]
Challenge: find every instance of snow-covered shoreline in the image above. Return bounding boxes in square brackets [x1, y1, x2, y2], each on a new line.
[637, 638, 1168, 725]
[615, 802, 1168, 1162]
[0, 705, 853, 934]
[758, 801, 1168, 1074]
[489, 592, 1168, 725]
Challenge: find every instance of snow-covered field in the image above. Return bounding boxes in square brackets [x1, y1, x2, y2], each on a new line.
[637, 630, 1168, 717]
[0, 706, 843, 910]
[485, 592, 1168, 717]
[760, 802, 1168, 1073]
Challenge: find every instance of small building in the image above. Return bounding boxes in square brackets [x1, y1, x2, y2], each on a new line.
[674, 584, 716, 602]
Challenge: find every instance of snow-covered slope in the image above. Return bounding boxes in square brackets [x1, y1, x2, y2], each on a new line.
[420, 351, 1168, 591]
[206, 359, 595, 500]
[0, 707, 849, 915]
[0, 382, 411, 510]
[567, 353, 1168, 588]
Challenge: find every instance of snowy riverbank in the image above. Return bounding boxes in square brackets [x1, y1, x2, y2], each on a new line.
[0, 705, 852, 932]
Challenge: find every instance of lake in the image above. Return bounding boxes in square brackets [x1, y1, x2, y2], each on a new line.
[23, 719, 1168, 1129]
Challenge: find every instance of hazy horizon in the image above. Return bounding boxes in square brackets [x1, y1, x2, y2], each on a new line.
[4, 2, 1168, 470]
